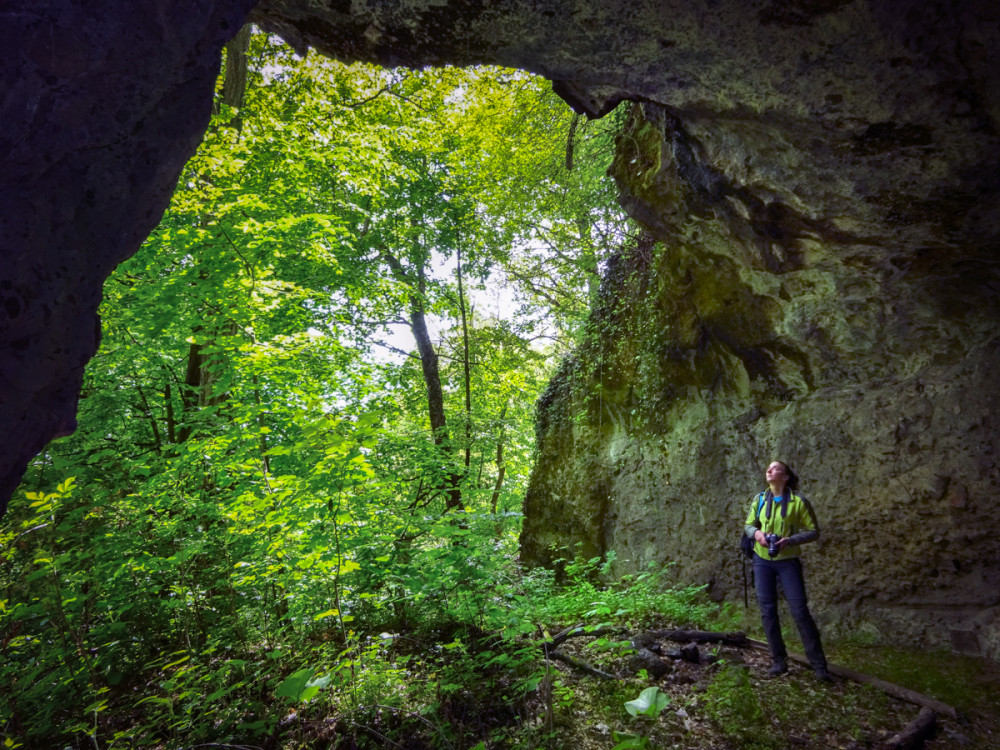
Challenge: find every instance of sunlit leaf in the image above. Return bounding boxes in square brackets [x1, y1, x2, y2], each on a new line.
[624, 686, 669, 718]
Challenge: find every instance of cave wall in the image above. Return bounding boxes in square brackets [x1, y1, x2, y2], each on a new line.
[1, 0, 257, 510]
[3, 0, 999, 655]
[521, 41, 1000, 655]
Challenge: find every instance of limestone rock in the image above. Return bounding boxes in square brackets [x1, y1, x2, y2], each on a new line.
[1, 0, 257, 509]
[519, 2, 1000, 656]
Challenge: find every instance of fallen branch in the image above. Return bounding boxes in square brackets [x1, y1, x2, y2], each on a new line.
[549, 649, 618, 680]
[641, 629, 749, 646]
[547, 623, 626, 649]
[745, 639, 957, 718]
[884, 707, 937, 750]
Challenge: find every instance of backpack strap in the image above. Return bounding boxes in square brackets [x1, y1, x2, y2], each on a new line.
[742, 493, 765, 609]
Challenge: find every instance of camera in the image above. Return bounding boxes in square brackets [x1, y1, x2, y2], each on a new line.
[765, 533, 781, 558]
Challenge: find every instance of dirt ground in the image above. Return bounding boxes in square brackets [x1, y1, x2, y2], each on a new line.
[515, 625, 1000, 750]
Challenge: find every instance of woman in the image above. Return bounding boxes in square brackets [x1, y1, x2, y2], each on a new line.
[744, 460, 831, 681]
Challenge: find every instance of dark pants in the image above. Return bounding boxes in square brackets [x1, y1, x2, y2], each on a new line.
[754, 556, 827, 670]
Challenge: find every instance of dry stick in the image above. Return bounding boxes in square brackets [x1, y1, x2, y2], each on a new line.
[367, 703, 454, 747]
[548, 623, 626, 649]
[745, 639, 958, 718]
[317, 704, 454, 750]
[539, 624, 623, 680]
[549, 649, 618, 680]
[546, 623, 586, 646]
[646, 629, 749, 646]
[345, 723, 406, 750]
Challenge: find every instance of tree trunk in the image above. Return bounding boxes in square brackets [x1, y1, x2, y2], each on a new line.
[176, 340, 203, 443]
[133, 378, 162, 451]
[408, 293, 448, 444]
[382, 248, 463, 511]
[490, 405, 507, 537]
[456, 242, 472, 469]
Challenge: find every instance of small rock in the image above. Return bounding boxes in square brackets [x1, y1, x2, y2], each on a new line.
[680, 643, 701, 663]
[631, 632, 658, 651]
[942, 726, 972, 745]
[631, 647, 671, 678]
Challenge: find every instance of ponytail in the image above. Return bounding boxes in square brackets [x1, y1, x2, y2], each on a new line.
[776, 461, 799, 493]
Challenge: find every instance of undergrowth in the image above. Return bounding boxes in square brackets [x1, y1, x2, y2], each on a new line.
[0, 545, 717, 749]
[2, 546, 997, 749]
[521, 550, 722, 630]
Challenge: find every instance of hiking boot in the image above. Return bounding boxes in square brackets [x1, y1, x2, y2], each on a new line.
[814, 667, 833, 682]
[766, 661, 787, 678]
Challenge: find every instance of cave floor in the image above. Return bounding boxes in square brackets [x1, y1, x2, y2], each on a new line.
[515, 622, 1000, 750]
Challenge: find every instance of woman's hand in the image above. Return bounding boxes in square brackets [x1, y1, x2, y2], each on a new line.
[754, 531, 790, 551]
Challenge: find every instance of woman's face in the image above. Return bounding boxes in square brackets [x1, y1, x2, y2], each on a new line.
[766, 461, 787, 485]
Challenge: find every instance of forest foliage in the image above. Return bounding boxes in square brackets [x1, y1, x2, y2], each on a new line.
[0, 32, 687, 748]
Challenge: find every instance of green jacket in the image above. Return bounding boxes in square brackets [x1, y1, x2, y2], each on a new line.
[744, 490, 820, 561]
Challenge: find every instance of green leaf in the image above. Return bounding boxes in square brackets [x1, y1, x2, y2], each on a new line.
[624, 686, 668, 718]
[205, 685, 236, 702]
[611, 732, 649, 749]
[299, 684, 321, 702]
[162, 654, 190, 670]
[275, 667, 316, 702]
